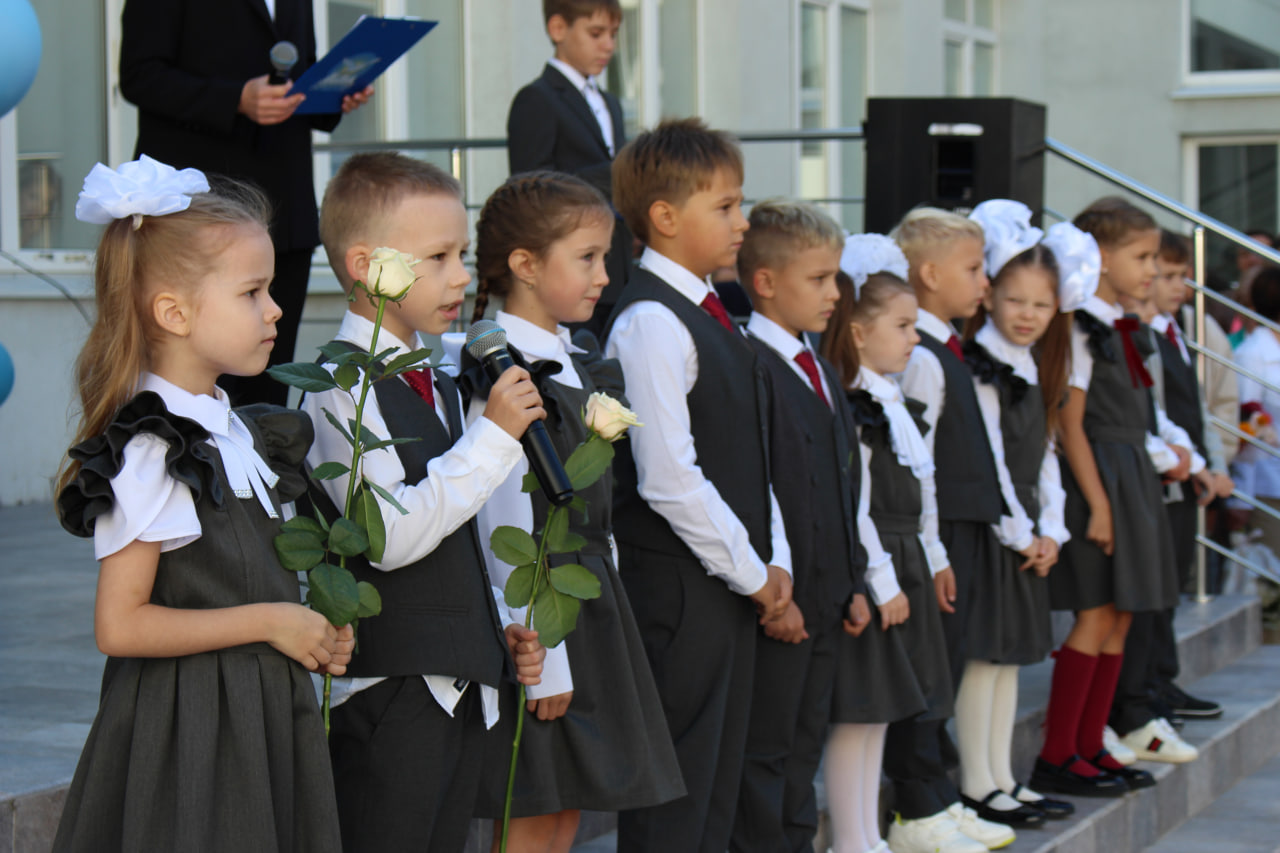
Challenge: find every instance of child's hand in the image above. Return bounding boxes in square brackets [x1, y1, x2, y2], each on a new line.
[1213, 471, 1235, 500]
[1193, 469, 1215, 506]
[1032, 537, 1059, 577]
[933, 567, 957, 614]
[749, 564, 793, 622]
[320, 623, 356, 675]
[1087, 502, 1115, 556]
[843, 594, 872, 637]
[266, 603, 343, 671]
[879, 592, 909, 630]
[762, 601, 808, 644]
[526, 690, 573, 721]
[504, 624, 546, 686]
[1018, 538, 1039, 571]
[1165, 445, 1192, 482]
[484, 366, 547, 441]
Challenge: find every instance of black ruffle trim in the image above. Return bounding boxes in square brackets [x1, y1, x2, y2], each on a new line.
[964, 340, 1029, 404]
[847, 388, 930, 446]
[236, 404, 316, 504]
[1074, 309, 1118, 363]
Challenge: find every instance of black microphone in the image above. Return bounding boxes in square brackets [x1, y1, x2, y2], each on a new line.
[466, 320, 574, 507]
[269, 40, 299, 85]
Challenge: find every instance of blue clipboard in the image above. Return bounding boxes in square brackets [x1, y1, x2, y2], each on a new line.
[294, 16, 437, 115]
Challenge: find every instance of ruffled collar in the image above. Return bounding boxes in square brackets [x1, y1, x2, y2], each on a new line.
[142, 373, 280, 518]
[855, 367, 935, 481]
[975, 320, 1038, 384]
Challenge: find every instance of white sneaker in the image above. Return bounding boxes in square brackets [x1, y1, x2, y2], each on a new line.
[1119, 717, 1199, 763]
[887, 811, 988, 853]
[866, 842, 889, 853]
[1104, 725, 1138, 765]
[945, 802, 1016, 850]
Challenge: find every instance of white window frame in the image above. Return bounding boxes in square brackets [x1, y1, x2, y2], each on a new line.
[1181, 133, 1280, 213]
[942, 0, 996, 97]
[1180, 0, 1280, 94]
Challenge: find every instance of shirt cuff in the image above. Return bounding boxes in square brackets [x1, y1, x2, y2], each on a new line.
[865, 555, 901, 607]
[922, 535, 950, 577]
[1190, 451, 1207, 475]
[995, 515, 1035, 552]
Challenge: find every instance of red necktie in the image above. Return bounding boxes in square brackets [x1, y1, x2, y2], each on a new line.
[794, 350, 831, 407]
[403, 368, 435, 407]
[1113, 317, 1154, 389]
[701, 291, 736, 333]
[946, 334, 964, 361]
[1165, 324, 1179, 349]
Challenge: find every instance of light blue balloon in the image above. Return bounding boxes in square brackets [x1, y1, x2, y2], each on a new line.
[0, 0, 42, 119]
[0, 342, 13, 408]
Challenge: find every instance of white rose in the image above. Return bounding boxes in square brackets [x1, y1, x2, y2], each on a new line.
[585, 392, 642, 442]
[366, 248, 420, 299]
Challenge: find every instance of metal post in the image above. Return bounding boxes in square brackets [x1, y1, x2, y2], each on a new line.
[1193, 225, 1210, 604]
[449, 146, 462, 182]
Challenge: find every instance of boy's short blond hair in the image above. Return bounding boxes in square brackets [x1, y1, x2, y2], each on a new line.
[319, 152, 462, 291]
[738, 199, 844, 287]
[544, 0, 621, 24]
[612, 117, 744, 244]
[890, 206, 985, 273]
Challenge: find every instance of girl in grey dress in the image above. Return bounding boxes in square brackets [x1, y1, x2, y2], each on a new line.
[52, 161, 349, 852]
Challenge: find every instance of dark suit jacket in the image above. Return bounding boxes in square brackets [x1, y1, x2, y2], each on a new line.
[119, 0, 341, 253]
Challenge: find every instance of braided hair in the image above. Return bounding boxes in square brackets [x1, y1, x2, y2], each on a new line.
[472, 171, 614, 324]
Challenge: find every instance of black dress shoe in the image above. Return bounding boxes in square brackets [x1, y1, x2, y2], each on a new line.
[1029, 754, 1129, 797]
[1090, 751, 1156, 790]
[1162, 685, 1224, 720]
[961, 791, 1047, 828]
[1009, 783, 1074, 819]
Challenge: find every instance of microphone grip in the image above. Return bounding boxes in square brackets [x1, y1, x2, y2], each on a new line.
[482, 350, 575, 507]
[270, 70, 290, 85]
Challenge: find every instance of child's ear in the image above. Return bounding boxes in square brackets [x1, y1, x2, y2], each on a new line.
[917, 260, 941, 293]
[849, 319, 867, 350]
[751, 267, 776, 300]
[1097, 245, 1112, 276]
[982, 288, 996, 312]
[648, 199, 679, 240]
[152, 291, 192, 337]
[508, 248, 538, 287]
[346, 244, 371, 287]
[547, 13, 568, 45]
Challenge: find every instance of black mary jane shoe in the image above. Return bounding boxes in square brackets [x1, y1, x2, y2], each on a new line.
[1029, 754, 1129, 798]
[1090, 751, 1156, 790]
[961, 791, 1047, 828]
[1009, 783, 1074, 819]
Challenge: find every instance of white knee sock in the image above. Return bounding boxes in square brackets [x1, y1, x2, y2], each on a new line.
[988, 664, 1019, 794]
[955, 660, 1022, 811]
[825, 723, 878, 853]
[862, 723, 888, 847]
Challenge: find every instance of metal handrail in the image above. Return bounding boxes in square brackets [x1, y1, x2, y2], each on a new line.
[1198, 535, 1280, 586]
[1186, 339, 1280, 402]
[1185, 277, 1280, 338]
[1208, 414, 1280, 463]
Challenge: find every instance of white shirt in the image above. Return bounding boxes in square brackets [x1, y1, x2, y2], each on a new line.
[1232, 326, 1280, 499]
[303, 310, 524, 726]
[548, 57, 615, 156]
[604, 246, 793, 595]
[899, 309, 954, 446]
[93, 373, 279, 559]
[971, 323, 1070, 547]
[746, 311, 835, 405]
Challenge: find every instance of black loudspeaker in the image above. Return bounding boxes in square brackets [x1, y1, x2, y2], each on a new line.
[863, 97, 1047, 234]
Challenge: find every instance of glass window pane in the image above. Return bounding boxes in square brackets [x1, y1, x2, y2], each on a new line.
[974, 0, 994, 29]
[326, 1, 380, 148]
[1198, 143, 1278, 285]
[973, 42, 995, 95]
[660, 0, 697, 119]
[1191, 0, 1280, 72]
[945, 0, 967, 23]
[607, 0, 642, 137]
[944, 40, 965, 96]
[800, 1, 827, 176]
[17, 0, 107, 249]
[839, 6, 867, 230]
[403, 0, 465, 174]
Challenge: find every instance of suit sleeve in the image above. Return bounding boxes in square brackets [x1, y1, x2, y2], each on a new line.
[507, 85, 559, 175]
[119, 0, 244, 137]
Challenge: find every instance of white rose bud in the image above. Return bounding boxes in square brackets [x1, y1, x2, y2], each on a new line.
[585, 392, 642, 442]
[366, 248, 420, 299]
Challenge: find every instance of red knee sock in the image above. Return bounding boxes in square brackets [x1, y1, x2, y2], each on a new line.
[1078, 652, 1124, 767]
[1040, 646, 1100, 776]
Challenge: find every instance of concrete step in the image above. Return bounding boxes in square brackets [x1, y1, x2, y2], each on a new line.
[1142, 752, 1280, 853]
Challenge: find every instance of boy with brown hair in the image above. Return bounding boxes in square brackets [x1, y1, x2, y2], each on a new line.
[307, 151, 548, 852]
[602, 118, 793, 853]
[732, 200, 871, 852]
[508, 0, 629, 331]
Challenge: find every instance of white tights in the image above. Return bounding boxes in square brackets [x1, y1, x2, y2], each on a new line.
[824, 722, 888, 853]
[954, 660, 1024, 811]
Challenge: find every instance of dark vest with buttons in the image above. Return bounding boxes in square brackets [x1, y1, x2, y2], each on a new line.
[915, 332, 1002, 524]
[312, 343, 509, 686]
[601, 265, 773, 562]
[748, 335, 862, 618]
[1157, 329, 1208, 460]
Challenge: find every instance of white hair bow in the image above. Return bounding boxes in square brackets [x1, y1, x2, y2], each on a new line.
[969, 199, 1043, 278]
[840, 233, 909, 297]
[75, 155, 210, 228]
[1041, 222, 1100, 313]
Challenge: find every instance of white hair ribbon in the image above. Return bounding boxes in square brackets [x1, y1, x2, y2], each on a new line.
[75, 155, 210, 226]
[969, 199, 1043, 278]
[840, 233, 909, 298]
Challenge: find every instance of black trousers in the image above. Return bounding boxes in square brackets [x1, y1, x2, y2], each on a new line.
[616, 544, 757, 853]
[731, 602, 841, 853]
[220, 247, 312, 407]
[329, 676, 486, 853]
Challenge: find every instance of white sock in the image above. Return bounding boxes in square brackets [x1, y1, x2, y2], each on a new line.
[955, 660, 1022, 812]
[988, 664, 1020, 794]
[862, 723, 888, 847]
[825, 723, 877, 853]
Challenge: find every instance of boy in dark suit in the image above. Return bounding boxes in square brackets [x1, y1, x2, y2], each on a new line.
[602, 118, 793, 853]
[508, 0, 630, 331]
[732, 200, 870, 853]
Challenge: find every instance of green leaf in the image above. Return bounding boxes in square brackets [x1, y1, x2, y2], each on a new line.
[354, 488, 387, 564]
[490, 525, 539, 567]
[364, 478, 409, 516]
[266, 362, 339, 392]
[322, 408, 356, 447]
[328, 517, 370, 558]
[364, 436, 420, 452]
[521, 470, 539, 493]
[503, 564, 537, 608]
[355, 581, 382, 618]
[381, 347, 436, 378]
[306, 563, 360, 626]
[310, 461, 350, 481]
[333, 362, 361, 392]
[564, 436, 614, 491]
[544, 507, 587, 554]
[532, 585, 581, 648]
[549, 563, 601, 600]
[318, 341, 352, 362]
[273, 530, 326, 572]
[569, 495, 589, 523]
[372, 346, 399, 363]
[281, 515, 326, 537]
